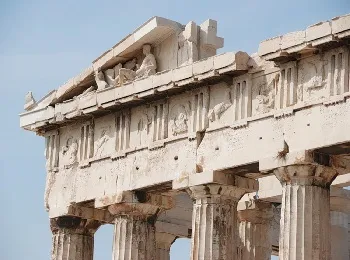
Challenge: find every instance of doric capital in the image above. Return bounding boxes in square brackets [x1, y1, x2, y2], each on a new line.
[107, 192, 174, 222]
[188, 184, 247, 202]
[50, 216, 101, 235]
[238, 200, 274, 224]
[273, 164, 337, 187]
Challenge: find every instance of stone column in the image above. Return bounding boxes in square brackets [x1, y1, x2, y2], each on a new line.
[237, 200, 274, 260]
[330, 211, 349, 260]
[108, 192, 173, 260]
[188, 184, 247, 260]
[111, 214, 156, 260]
[274, 164, 337, 260]
[155, 232, 176, 260]
[50, 216, 100, 260]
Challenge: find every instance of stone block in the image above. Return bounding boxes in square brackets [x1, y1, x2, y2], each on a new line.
[332, 14, 350, 37]
[96, 87, 115, 106]
[281, 30, 306, 50]
[172, 64, 193, 82]
[258, 36, 281, 56]
[152, 70, 173, 88]
[306, 21, 332, 42]
[193, 57, 214, 76]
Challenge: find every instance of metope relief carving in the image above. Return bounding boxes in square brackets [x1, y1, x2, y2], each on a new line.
[95, 127, 111, 158]
[208, 91, 231, 122]
[254, 74, 277, 115]
[61, 136, 78, 168]
[169, 103, 190, 136]
[45, 130, 60, 171]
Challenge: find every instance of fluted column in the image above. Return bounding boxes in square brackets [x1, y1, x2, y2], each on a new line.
[112, 215, 156, 260]
[155, 232, 176, 260]
[238, 200, 274, 260]
[189, 184, 248, 260]
[108, 192, 173, 260]
[330, 211, 349, 260]
[274, 164, 337, 260]
[50, 216, 100, 260]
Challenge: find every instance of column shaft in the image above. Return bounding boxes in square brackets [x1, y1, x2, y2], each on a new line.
[274, 165, 337, 260]
[280, 183, 330, 260]
[155, 233, 176, 260]
[189, 184, 247, 260]
[330, 211, 349, 260]
[112, 215, 156, 260]
[238, 201, 273, 260]
[52, 231, 93, 260]
[50, 217, 100, 260]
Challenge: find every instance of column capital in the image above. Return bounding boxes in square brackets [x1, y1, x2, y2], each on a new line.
[188, 183, 247, 202]
[50, 216, 101, 235]
[107, 192, 174, 220]
[238, 200, 274, 224]
[273, 164, 337, 187]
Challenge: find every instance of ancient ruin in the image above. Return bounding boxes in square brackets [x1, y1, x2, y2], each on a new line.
[20, 15, 350, 260]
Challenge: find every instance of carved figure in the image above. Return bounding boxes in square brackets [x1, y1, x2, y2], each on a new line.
[95, 129, 109, 157]
[62, 137, 78, 166]
[24, 91, 36, 111]
[170, 104, 189, 136]
[208, 89, 231, 122]
[136, 112, 151, 146]
[178, 21, 198, 66]
[104, 69, 115, 86]
[116, 45, 157, 85]
[255, 75, 277, 114]
[95, 71, 109, 90]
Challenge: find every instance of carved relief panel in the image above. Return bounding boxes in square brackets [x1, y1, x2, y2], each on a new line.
[59, 124, 81, 169]
[275, 62, 297, 109]
[324, 46, 349, 97]
[129, 105, 152, 150]
[45, 130, 60, 171]
[298, 54, 327, 102]
[208, 83, 232, 129]
[93, 115, 115, 160]
[252, 73, 277, 116]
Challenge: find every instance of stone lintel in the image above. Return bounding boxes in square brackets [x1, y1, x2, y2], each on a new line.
[155, 232, 176, 249]
[95, 190, 173, 209]
[330, 187, 350, 213]
[173, 170, 258, 192]
[237, 200, 274, 224]
[273, 164, 338, 187]
[104, 192, 174, 217]
[331, 154, 350, 175]
[188, 183, 251, 201]
[155, 221, 189, 238]
[49, 204, 114, 223]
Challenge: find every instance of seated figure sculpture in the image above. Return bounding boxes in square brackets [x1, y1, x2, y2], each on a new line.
[115, 44, 157, 86]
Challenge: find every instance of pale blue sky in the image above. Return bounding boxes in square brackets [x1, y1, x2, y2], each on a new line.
[1, 0, 349, 259]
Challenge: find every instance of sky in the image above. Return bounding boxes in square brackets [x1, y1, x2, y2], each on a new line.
[0, 0, 349, 259]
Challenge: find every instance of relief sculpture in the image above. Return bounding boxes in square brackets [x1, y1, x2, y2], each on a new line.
[62, 136, 78, 168]
[208, 88, 232, 122]
[169, 103, 190, 136]
[136, 111, 152, 147]
[95, 128, 110, 157]
[255, 74, 278, 114]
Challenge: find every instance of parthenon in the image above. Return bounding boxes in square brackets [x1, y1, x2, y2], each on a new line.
[20, 14, 350, 260]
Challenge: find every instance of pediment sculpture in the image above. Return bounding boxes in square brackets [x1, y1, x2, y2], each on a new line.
[94, 44, 157, 90]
